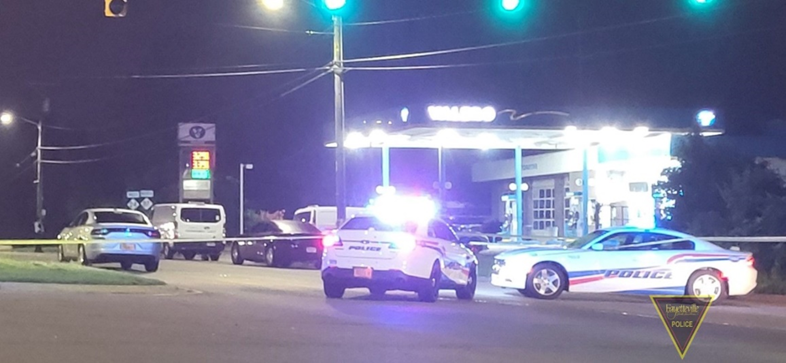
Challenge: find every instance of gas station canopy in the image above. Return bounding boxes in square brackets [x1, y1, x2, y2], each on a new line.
[326, 105, 723, 149]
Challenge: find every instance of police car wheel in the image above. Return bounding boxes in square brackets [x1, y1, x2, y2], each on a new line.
[418, 262, 441, 303]
[183, 251, 196, 261]
[120, 261, 133, 271]
[526, 264, 565, 300]
[324, 281, 345, 299]
[456, 266, 477, 300]
[687, 270, 727, 303]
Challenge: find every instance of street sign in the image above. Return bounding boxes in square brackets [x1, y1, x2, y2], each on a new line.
[140, 198, 154, 210]
[140, 190, 154, 198]
[127, 199, 140, 210]
[126, 191, 140, 199]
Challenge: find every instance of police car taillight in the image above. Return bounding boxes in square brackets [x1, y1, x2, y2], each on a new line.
[746, 255, 755, 267]
[322, 234, 342, 247]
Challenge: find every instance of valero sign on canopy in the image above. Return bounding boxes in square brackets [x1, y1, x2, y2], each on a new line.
[427, 105, 497, 122]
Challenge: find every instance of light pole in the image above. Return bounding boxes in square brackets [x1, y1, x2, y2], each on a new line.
[239, 163, 254, 234]
[332, 14, 347, 228]
[1, 111, 45, 248]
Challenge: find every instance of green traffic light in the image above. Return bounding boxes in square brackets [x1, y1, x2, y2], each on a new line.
[501, 0, 522, 11]
[324, 0, 346, 11]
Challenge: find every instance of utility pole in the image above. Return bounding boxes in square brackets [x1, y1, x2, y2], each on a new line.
[34, 99, 48, 253]
[239, 163, 253, 234]
[333, 15, 347, 228]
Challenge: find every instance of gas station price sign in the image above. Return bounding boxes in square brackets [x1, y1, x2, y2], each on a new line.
[191, 150, 212, 180]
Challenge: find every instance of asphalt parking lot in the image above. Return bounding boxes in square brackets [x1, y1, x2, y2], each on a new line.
[2, 250, 786, 363]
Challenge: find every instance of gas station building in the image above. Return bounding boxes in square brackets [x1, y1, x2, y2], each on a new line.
[330, 105, 722, 238]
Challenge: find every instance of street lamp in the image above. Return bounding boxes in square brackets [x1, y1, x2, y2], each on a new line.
[1, 112, 12, 125]
[260, 0, 284, 11]
[259, 0, 348, 228]
[1, 111, 45, 244]
[239, 163, 254, 234]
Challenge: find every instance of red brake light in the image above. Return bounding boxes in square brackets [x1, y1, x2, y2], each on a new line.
[746, 255, 755, 267]
[322, 234, 342, 247]
[148, 230, 161, 238]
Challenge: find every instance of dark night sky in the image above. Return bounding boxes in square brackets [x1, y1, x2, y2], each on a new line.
[0, 0, 784, 237]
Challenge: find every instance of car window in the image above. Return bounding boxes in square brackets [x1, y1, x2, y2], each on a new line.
[646, 233, 695, 250]
[93, 211, 148, 225]
[180, 208, 222, 223]
[430, 220, 458, 242]
[250, 221, 282, 235]
[596, 232, 646, 250]
[294, 212, 311, 224]
[70, 212, 87, 227]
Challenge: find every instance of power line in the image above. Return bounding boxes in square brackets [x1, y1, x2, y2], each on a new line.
[344, 9, 480, 26]
[121, 67, 325, 80]
[0, 163, 34, 188]
[216, 23, 333, 35]
[343, 24, 785, 72]
[39, 126, 176, 151]
[342, 3, 747, 64]
[42, 140, 176, 165]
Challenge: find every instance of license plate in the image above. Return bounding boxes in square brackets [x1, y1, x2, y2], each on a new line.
[121, 243, 135, 251]
[353, 267, 372, 279]
[206, 242, 216, 247]
[306, 247, 317, 253]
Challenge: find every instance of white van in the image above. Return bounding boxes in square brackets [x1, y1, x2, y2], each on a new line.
[293, 205, 367, 231]
[151, 203, 226, 261]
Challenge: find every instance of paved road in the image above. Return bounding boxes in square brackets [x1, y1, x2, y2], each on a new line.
[1, 252, 786, 362]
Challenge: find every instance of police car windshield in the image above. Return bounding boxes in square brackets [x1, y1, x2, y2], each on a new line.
[565, 229, 607, 249]
[341, 216, 417, 233]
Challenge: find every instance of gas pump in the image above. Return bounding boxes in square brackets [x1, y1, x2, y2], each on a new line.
[501, 194, 518, 235]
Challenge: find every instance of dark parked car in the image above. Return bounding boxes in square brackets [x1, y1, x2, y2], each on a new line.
[230, 220, 323, 268]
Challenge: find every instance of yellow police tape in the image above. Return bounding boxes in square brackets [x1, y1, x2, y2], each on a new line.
[0, 236, 321, 246]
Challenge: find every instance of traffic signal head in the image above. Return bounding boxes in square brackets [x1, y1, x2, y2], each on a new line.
[105, 0, 128, 18]
[323, 0, 346, 11]
[501, 0, 523, 12]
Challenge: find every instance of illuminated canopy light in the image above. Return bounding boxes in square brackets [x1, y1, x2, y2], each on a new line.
[368, 129, 388, 145]
[260, 0, 284, 11]
[633, 126, 650, 137]
[427, 105, 497, 122]
[324, 0, 346, 10]
[345, 131, 368, 149]
[368, 195, 437, 226]
[476, 132, 500, 150]
[436, 128, 461, 147]
[696, 110, 716, 127]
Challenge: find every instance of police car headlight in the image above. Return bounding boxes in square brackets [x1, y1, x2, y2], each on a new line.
[492, 258, 505, 273]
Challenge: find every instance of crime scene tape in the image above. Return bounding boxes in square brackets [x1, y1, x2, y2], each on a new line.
[0, 235, 321, 246]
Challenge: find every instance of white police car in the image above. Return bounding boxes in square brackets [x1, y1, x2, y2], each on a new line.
[321, 196, 478, 302]
[491, 227, 757, 302]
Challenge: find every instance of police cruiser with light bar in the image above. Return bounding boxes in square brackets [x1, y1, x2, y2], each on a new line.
[491, 227, 757, 302]
[321, 196, 478, 302]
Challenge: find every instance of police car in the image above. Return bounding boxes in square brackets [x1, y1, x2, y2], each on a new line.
[491, 227, 757, 302]
[321, 196, 478, 302]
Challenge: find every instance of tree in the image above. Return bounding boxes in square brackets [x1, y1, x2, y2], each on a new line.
[654, 133, 786, 285]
